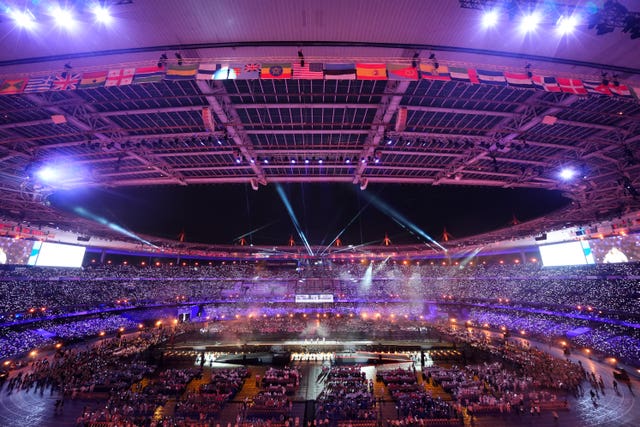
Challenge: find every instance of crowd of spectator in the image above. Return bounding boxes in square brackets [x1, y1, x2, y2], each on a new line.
[1, 262, 639, 321]
[1, 261, 639, 366]
[379, 367, 454, 420]
[0, 315, 139, 360]
[315, 366, 376, 423]
[175, 367, 248, 423]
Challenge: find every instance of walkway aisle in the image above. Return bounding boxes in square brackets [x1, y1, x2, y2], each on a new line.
[421, 375, 453, 401]
[234, 366, 265, 401]
[293, 362, 325, 401]
[214, 366, 265, 426]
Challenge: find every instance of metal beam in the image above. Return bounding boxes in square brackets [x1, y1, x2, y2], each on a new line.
[238, 103, 518, 118]
[407, 105, 514, 118]
[354, 80, 411, 183]
[433, 94, 582, 184]
[196, 79, 266, 185]
[102, 175, 553, 188]
[554, 118, 627, 134]
[99, 105, 204, 117]
[238, 103, 379, 110]
[244, 129, 370, 135]
[50, 93, 189, 186]
[0, 118, 54, 131]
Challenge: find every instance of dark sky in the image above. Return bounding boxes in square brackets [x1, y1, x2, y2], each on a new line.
[49, 184, 569, 246]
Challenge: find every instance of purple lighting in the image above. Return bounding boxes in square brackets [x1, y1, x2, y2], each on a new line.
[10, 9, 36, 29]
[559, 168, 575, 180]
[482, 10, 499, 28]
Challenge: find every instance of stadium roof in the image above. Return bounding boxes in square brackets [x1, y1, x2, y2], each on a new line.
[1, 0, 640, 248]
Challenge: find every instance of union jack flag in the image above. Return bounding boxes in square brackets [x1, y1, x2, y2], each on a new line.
[51, 72, 81, 91]
[244, 63, 260, 72]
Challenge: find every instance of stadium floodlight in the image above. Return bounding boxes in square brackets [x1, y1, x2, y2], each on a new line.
[519, 12, 541, 33]
[482, 10, 499, 28]
[35, 166, 58, 182]
[91, 4, 113, 24]
[50, 6, 75, 30]
[10, 9, 36, 29]
[557, 15, 579, 35]
[559, 168, 576, 180]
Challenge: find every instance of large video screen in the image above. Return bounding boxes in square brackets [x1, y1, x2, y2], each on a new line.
[0, 237, 39, 265]
[539, 241, 595, 267]
[34, 242, 86, 268]
[589, 234, 640, 263]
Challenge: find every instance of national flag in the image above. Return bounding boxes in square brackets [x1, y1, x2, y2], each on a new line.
[51, 72, 81, 91]
[477, 69, 507, 86]
[449, 67, 480, 84]
[78, 71, 107, 89]
[106, 68, 135, 87]
[419, 64, 451, 81]
[504, 72, 533, 89]
[356, 63, 387, 80]
[196, 63, 221, 80]
[231, 63, 261, 79]
[132, 65, 165, 84]
[165, 63, 198, 80]
[214, 65, 235, 80]
[387, 63, 418, 81]
[260, 63, 292, 79]
[531, 75, 561, 92]
[0, 78, 27, 95]
[583, 80, 612, 95]
[23, 75, 53, 93]
[292, 62, 324, 79]
[323, 63, 356, 80]
[609, 84, 632, 97]
[557, 78, 587, 95]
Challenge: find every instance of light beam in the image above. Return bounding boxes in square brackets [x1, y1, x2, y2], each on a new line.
[361, 192, 447, 252]
[73, 206, 157, 248]
[275, 184, 313, 256]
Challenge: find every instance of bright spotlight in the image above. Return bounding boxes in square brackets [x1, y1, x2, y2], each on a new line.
[36, 166, 58, 182]
[10, 9, 36, 29]
[51, 7, 75, 29]
[92, 5, 113, 24]
[482, 10, 499, 28]
[519, 12, 541, 33]
[557, 15, 578, 35]
[559, 168, 575, 180]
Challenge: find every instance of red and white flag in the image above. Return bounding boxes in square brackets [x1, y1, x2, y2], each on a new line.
[106, 68, 135, 87]
[292, 62, 324, 79]
[557, 78, 587, 95]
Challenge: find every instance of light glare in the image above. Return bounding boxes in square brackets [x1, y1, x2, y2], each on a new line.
[560, 168, 575, 180]
[92, 5, 113, 24]
[482, 10, 499, 28]
[557, 15, 578, 35]
[10, 9, 36, 29]
[51, 7, 75, 29]
[36, 166, 58, 182]
[520, 12, 541, 33]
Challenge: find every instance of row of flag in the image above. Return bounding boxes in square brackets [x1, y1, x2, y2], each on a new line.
[0, 62, 638, 100]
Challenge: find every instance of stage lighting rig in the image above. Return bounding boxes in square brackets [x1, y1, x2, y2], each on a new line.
[459, 0, 640, 40]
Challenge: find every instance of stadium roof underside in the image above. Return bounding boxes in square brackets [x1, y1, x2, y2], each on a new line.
[1, 0, 640, 249]
[1, 76, 639, 246]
